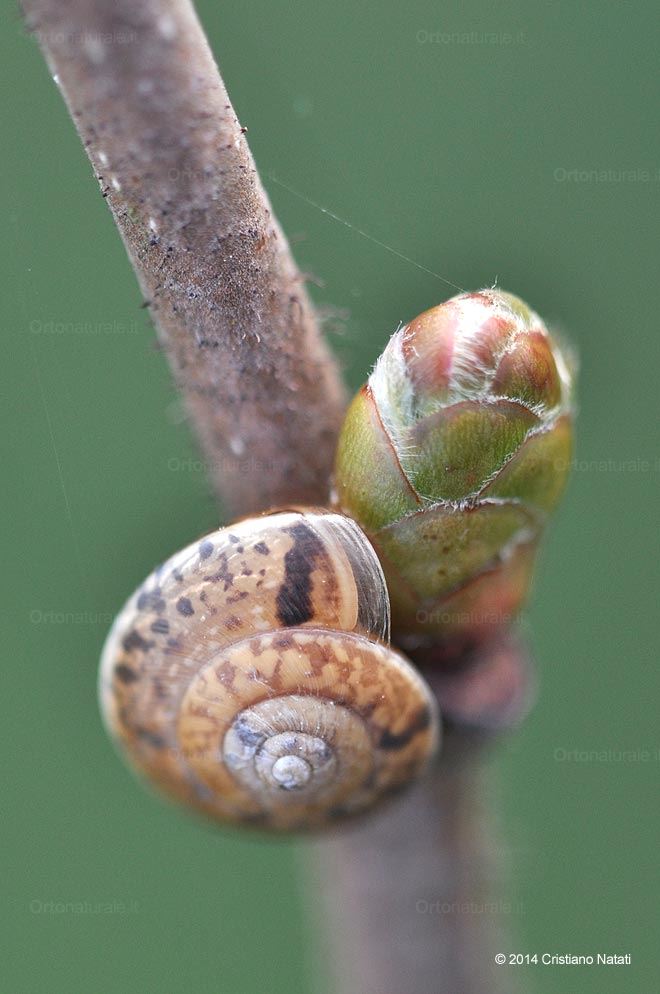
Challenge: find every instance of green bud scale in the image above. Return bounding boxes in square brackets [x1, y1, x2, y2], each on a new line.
[334, 289, 575, 653]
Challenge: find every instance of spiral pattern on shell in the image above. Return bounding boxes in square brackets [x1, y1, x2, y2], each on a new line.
[99, 510, 439, 830]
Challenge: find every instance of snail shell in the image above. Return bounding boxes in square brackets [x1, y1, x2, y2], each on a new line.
[99, 510, 439, 831]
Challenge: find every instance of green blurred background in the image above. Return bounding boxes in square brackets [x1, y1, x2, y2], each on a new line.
[2, 1, 658, 991]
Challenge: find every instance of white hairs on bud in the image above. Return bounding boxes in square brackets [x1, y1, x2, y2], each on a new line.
[369, 327, 413, 440]
[366, 290, 574, 501]
[449, 291, 523, 403]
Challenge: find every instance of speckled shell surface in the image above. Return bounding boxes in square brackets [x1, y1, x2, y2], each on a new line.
[99, 510, 439, 831]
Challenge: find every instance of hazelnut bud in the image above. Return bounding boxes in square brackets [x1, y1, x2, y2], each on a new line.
[334, 289, 575, 652]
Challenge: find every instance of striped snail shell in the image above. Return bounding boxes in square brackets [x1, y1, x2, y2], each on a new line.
[99, 509, 439, 831]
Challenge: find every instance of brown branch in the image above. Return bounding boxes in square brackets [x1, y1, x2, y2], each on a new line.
[22, 0, 346, 516]
[304, 639, 532, 994]
[23, 3, 521, 993]
[306, 747, 507, 994]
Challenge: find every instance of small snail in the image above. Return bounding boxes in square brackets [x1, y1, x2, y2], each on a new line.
[100, 509, 440, 831]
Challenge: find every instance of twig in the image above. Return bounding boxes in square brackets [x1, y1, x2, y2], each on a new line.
[304, 636, 533, 994]
[22, 0, 346, 515]
[306, 744, 506, 994]
[23, 3, 512, 992]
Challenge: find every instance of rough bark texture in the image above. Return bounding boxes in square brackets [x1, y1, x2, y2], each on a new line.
[22, 0, 346, 515]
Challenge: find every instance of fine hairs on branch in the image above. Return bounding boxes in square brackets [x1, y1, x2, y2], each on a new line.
[23, 3, 576, 994]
